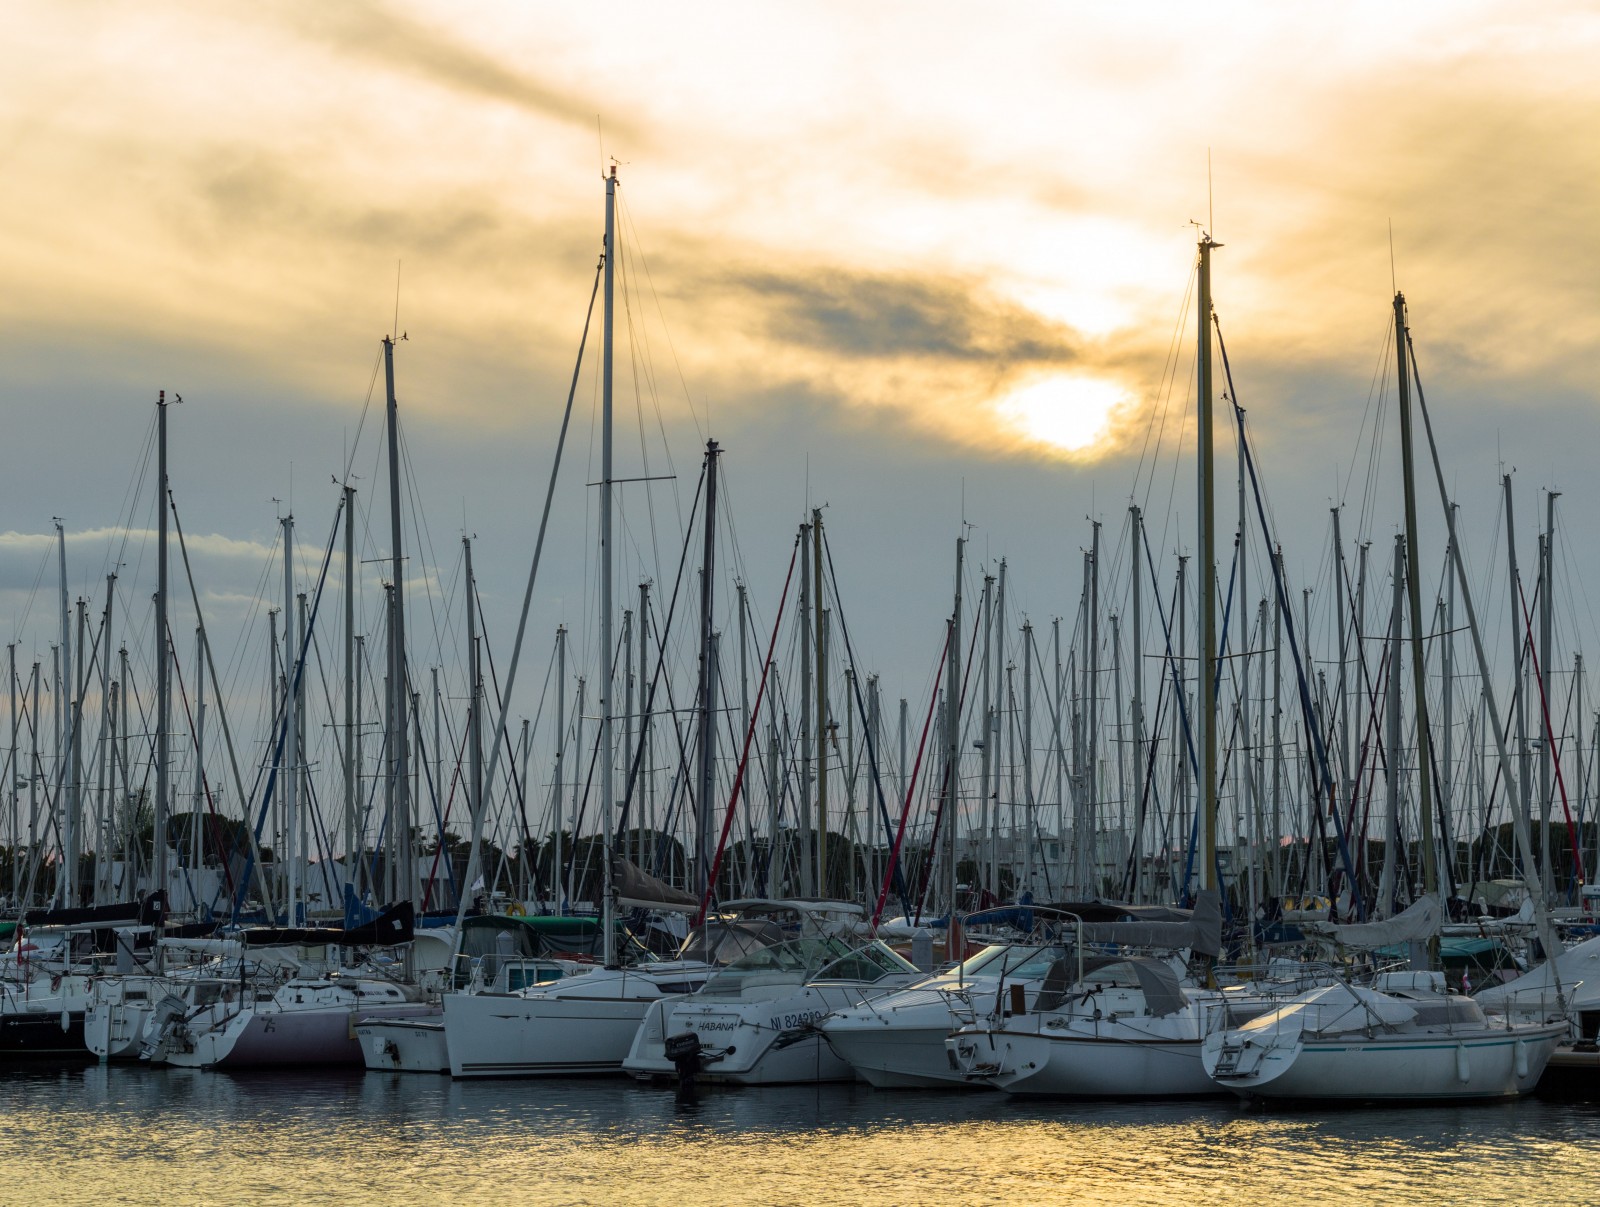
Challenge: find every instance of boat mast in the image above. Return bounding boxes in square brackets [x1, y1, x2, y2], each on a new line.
[1393, 292, 1438, 904]
[799, 518, 812, 896]
[383, 336, 412, 909]
[155, 391, 170, 910]
[1540, 493, 1558, 898]
[814, 509, 827, 896]
[55, 521, 71, 907]
[343, 483, 356, 893]
[282, 513, 297, 923]
[552, 624, 566, 911]
[1196, 235, 1220, 899]
[465, 536, 482, 911]
[947, 536, 964, 911]
[600, 164, 618, 963]
[695, 440, 721, 899]
[1130, 505, 1145, 900]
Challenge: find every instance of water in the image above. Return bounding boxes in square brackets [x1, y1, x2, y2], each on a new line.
[5, 1066, 1598, 1206]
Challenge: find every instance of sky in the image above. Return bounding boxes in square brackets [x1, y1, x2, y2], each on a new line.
[2, 0, 1598, 839]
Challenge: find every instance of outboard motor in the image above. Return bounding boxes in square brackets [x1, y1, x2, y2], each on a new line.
[664, 1031, 703, 1104]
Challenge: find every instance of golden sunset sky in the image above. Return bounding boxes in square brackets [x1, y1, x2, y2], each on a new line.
[2, 0, 1597, 714]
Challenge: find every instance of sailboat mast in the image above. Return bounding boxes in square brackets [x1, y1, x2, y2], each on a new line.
[1393, 291, 1438, 900]
[155, 391, 170, 908]
[466, 537, 482, 910]
[1196, 235, 1220, 896]
[947, 536, 964, 911]
[695, 440, 721, 899]
[799, 519, 812, 896]
[343, 483, 356, 888]
[383, 337, 411, 908]
[552, 624, 565, 910]
[814, 510, 827, 895]
[1540, 493, 1558, 897]
[599, 165, 618, 964]
[283, 513, 298, 922]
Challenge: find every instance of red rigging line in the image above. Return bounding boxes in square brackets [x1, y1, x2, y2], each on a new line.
[912, 600, 985, 924]
[872, 621, 951, 932]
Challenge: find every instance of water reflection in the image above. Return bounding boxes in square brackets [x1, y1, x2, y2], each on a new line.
[5, 1066, 1598, 1205]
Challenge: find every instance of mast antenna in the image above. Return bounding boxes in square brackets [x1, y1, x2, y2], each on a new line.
[1388, 220, 1397, 295]
[1207, 147, 1214, 237]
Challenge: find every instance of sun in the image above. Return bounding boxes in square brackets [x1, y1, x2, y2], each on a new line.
[995, 375, 1128, 454]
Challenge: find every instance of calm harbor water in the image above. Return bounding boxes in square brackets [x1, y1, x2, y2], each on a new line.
[5, 1066, 1598, 1206]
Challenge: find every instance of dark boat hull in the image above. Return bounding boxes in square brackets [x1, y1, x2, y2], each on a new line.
[0, 1010, 90, 1063]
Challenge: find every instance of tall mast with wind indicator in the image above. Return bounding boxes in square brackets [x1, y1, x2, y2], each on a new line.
[1196, 236, 1220, 901]
[599, 164, 618, 964]
[383, 336, 412, 909]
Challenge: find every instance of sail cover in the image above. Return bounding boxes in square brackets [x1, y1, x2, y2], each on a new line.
[1301, 893, 1441, 948]
[1078, 887, 1223, 957]
[241, 900, 415, 947]
[613, 858, 699, 913]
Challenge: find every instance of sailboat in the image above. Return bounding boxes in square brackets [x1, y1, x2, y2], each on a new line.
[1202, 896, 1564, 1100]
[1201, 292, 1570, 1103]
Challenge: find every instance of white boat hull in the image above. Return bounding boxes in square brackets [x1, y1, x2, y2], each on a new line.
[822, 1021, 969, 1089]
[628, 983, 908, 1086]
[1204, 1021, 1566, 1101]
[952, 1026, 1219, 1097]
[356, 1014, 448, 1073]
[444, 992, 653, 1078]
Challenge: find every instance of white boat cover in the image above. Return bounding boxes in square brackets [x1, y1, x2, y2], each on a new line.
[1301, 893, 1441, 948]
[1080, 888, 1223, 958]
[1236, 981, 1417, 1038]
[1477, 934, 1598, 1011]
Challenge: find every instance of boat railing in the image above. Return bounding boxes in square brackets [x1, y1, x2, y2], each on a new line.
[1485, 978, 1580, 1025]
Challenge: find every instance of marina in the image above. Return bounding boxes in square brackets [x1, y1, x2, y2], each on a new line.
[6, 3, 1600, 1203]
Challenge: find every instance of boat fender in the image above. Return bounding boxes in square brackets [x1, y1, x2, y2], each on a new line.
[1456, 1042, 1471, 1084]
[1514, 1039, 1529, 1080]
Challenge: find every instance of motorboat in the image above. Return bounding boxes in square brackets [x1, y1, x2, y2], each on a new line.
[624, 931, 923, 1085]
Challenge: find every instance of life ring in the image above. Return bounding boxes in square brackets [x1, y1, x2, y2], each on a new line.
[506, 903, 525, 917]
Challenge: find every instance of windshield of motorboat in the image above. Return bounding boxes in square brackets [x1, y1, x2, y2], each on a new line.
[812, 941, 919, 984]
[947, 944, 1068, 983]
[696, 937, 855, 997]
[675, 918, 789, 965]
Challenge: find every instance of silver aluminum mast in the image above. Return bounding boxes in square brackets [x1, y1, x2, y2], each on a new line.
[383, 336, 412, 909]
[283, 513, 297, 922]
[600, 165, 618, 964]
[155, 392, 171, 909]
[1196, 236, 1220, 898]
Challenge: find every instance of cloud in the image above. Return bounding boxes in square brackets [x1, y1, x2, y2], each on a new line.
[270, 0, 624, 136]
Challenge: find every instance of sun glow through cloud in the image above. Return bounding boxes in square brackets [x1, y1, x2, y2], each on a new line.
[996, 375, 1129, 455]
